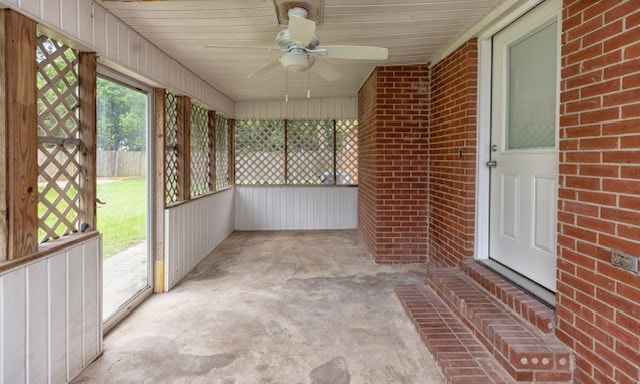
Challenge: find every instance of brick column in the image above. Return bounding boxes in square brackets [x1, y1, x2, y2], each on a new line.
[357, 65, 430, 263]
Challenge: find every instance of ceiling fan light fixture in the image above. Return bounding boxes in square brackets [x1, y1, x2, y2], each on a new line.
[280, 52, 314, 72]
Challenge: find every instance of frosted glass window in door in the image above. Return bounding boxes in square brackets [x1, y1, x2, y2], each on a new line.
[507, 21, 557, 149]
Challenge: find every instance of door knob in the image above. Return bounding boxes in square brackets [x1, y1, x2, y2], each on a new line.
[486, 160, 497, 168]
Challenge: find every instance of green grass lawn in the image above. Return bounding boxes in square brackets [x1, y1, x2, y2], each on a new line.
[96, 178, 147, 259]
[38, 177, 146, 259]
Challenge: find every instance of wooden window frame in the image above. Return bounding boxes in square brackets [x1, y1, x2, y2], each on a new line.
[164, 97, 233, 208]
[0, 10, 97, 268]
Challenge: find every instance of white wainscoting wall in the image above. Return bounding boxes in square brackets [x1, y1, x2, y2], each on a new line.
[0, 0, 234, 115]
[164, 189, 234, 290]
[0, 235, 102, 384]
[235, 186, 358, 230]
[235, 98, 357, 120]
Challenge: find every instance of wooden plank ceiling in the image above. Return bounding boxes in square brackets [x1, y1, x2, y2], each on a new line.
[100, 0, 501, 102]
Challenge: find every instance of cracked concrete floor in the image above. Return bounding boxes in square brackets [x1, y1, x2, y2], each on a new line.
[73, 230, 444, 384]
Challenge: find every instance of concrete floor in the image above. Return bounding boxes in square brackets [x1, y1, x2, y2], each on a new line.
[74, 231, 444, 384]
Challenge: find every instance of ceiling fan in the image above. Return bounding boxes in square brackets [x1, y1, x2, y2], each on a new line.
[205, 7, 389, 82]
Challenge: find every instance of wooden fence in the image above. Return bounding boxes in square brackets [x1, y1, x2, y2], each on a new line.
[38, 150, 147, 181]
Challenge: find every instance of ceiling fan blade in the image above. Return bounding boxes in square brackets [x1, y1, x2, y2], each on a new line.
[321, 45, 388, 60]
[311, 59, 341, 82]
[205, 45, 281, 53]
[247, 58, 282, 79]
[288, 15, 316, 46]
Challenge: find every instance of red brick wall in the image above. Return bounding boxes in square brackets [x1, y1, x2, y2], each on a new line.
[557, 1, 640, 383]
[428, 40, 479, 267]
[357, 65, 430, 263]
[358, 70, 379, 257]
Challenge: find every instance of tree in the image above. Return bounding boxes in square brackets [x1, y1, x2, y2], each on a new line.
[97, 78, 146, 151]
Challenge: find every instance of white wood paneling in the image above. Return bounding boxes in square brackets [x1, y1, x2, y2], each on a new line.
[164, 189, 234, 291]
[0, 236, 101, 384]
[0, 0, 235, 116]
[26, 261, 48, 384]
[60, 0, 78, 39]
[235, 98, 357, 119]
[235, 186, 357, 230]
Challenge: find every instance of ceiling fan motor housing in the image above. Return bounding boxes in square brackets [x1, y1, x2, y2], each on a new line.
[276, 29, 319, 50]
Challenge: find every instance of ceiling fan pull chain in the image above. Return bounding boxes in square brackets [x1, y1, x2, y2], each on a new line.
[285, 71, 289, 102]
[307, 69, 311, 99]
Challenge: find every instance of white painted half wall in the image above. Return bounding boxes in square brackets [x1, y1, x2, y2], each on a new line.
[0, 0, 234, 116]
[235, 98, 358, 120]
[164, 189, 234, 290]
[235, 186, 358, 230]
[0, 235, 102, 384]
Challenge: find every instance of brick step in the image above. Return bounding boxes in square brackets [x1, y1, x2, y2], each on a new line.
[460, 260, 556, 334]
[428, 268, 573, 382]
[396, 285, 513, 384]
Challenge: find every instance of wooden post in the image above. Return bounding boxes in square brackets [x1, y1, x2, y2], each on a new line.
[176, 96, 192, 201]
[0, 11, 7, 261]
[153, 88, 166, 292]
[284, 119, 288, 184]
[333, 119, 338, 185]
[208, 110, 217, 191]
[227, 119, 235, 186]
[184, 99, 192, 198]
[0, 10, 38, 260]
[78, 52, 97, 231]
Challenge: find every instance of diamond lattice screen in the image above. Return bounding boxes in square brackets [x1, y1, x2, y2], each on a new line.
[336, 119, 358, 185]
[190, 102, 210, 197]
[215, 115, 229, 189]
[235, 119, 285, 185]
[287, 120, 334, 185]
[165, 92, 179, 204]
[36, 35, 81, 243]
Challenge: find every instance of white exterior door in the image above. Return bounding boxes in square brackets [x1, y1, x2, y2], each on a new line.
[488, 0, 560, 291]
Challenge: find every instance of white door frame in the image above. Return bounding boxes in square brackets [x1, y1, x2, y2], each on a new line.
[97, 65, 155, 333]
[476, 0, 547, 260]
[474, 0, 561, 303]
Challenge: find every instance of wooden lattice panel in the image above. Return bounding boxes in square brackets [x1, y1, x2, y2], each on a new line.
[235, 119, 285, 185]
[36, 35, 81, 242]
[215, 115, 229, 189]
[190, 102, 210, 197]
[336, 119, 358, 185]
[287, 120, 334, 184]
[165, 92, 179, 204]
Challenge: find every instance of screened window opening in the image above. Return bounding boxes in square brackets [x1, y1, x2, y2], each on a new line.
[36, 35, 82, 243]
[215, 114, 230, 189]
[235, 118, 358, 186]
[235, 119, 286, 185]
[165, 92, 179, 204]
[288, 119, 334, 184]
[190, 101, 211, 198]
[336, 119, 358, 185]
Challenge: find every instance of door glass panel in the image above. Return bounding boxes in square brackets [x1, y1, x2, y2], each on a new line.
[507, 21, 557, 149]
[97, 76, 150, 321]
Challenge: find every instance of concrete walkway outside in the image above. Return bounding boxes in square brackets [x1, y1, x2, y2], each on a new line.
[74, 231, 444, 383]
[103, 242, 148, 319]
